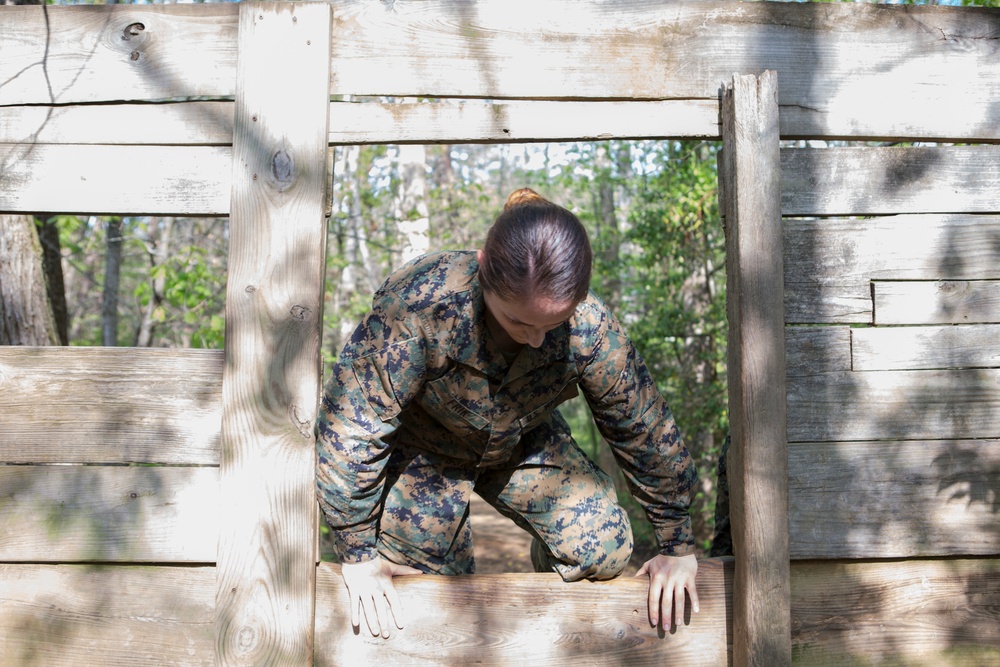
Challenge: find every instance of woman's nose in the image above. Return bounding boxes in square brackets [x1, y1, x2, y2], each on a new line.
[525, 328, 546, 348]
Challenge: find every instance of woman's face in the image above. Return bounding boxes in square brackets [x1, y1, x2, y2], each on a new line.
[482, 288, 577, 349]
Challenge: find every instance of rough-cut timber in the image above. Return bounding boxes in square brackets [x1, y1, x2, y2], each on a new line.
[0, 564, 217, 667]
[2, 2, 998, 141]
[721, 71, 791, 667]
[873, 280, 1000, 325]
[852, 323, 1000, 371]
[0, 466, 218, 563]
[314, 560, 733, 667]
[0, 347, 222, 465]
[791, 559, 1000, 665]
[788, 440, 1000, 559]
[214, 4, 330, 666]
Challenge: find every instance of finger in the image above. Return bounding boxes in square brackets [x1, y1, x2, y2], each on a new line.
[376, 593, 392, 639]
[351, 595, 361, 630]
[673, 582, 684, 628]
[634, 561, 650, 578]
[647, 580, 662, 627]
[361, 596, 381, 637]
[689, 580, 701, 614]
[385, 583, 408, 629]
[392, 563, 424, 576]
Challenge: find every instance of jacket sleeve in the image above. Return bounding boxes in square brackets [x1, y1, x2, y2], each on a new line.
[316, 290, 426, 563]
[577, 301, 698, 557]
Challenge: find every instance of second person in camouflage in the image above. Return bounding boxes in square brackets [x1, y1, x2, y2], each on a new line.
[317, 188, 700, 638]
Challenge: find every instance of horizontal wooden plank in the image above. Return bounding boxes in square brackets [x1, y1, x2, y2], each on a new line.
[0, 564, 215, 666]
[874, 280, 1000, 326]
[791, 558, 1000, 665]
[0, 144, 231, 216]
[787, 369, 1000, 442]
[0, 465, 218, 563]
[853, 324, 1000, 371]
[781, 146, 1000, 217]
[788, 440, 1000, 559]
[784, 215, 1000, 324]
[785, 326, 851, 377]
[0, 347, 222, 465]
[0, 100, 720, 146]
[2, 3, 998, 141]
[315, 559, 733, 666]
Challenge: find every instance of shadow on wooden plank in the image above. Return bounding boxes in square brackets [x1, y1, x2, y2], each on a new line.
[315, 557, 734, 667]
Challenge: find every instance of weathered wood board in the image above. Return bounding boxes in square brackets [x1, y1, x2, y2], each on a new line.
[0, 466, 218, 563]
[874, 280, 1000, 325]
[784, 326, 851, 377]
[314, 559, 733, 667]
[0, 564, 216, 667]
[0, 347, 221, 457]
[788, 440, 1000, 559]
[791, 558, 1000, 666]
[852, 323, 1000, 371]
[3, 2, 997, 141]
[781, 146, 1000, 217]
[783, 215, 1000, 324]
[787, 368, 1000, 443]
[0, 347, 221, 465]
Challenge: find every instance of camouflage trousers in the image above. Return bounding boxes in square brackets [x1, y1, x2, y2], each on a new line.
[376, 413, 634, 582]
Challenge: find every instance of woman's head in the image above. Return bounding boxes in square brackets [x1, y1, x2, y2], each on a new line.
[477, 188, 593, 305]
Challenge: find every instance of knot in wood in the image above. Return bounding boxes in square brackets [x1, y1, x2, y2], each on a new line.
[237, 625, 257, 653]
[290, 305, 309, 320]
[271, 149, 295, 191]
[122, 23, 145, 40]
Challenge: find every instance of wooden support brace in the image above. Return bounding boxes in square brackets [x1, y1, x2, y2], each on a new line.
[720, 71, 792, 666]
[215, 3, 332, 666]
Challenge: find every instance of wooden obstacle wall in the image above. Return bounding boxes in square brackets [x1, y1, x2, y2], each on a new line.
[1, 2, 999, 665]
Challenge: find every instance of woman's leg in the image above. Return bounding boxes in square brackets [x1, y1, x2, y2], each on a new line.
[475, 412, 633, 581]
[376, 447, 477, 575]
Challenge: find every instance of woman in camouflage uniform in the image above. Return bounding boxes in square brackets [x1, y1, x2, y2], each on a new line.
[317, 188, 700, 638]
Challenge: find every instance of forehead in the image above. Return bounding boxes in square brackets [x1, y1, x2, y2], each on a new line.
[492, 292, 577, 327]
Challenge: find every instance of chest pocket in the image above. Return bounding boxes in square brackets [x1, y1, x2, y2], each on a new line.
[419, 370, 491, 438]
[517, 383, 579, 434]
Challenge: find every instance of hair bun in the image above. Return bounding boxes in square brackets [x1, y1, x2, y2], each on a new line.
[504, 187, 546, 211]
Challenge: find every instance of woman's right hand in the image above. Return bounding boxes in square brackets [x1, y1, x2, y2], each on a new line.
[341, 556, 424, 638]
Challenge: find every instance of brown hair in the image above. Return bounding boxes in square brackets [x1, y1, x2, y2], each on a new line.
[478, 188, 593, 304]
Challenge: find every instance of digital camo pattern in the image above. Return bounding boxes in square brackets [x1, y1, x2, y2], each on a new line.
[316, 250, 697, 572]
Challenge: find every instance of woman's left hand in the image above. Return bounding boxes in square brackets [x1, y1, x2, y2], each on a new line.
[635, 553, 699, 629]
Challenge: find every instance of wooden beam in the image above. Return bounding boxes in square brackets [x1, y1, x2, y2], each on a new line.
[314, 559, 733, 666]
[214, 3, 330, 666]
[783, 215, 1000, 324]
[788, 440, 1000, 559]
[2, 3, 998, 141]
[781, 147, 1000, 217]
[0, 564, 216, 667]
[787, 369, 1000, 443]
[784, 326, 851, 377]
[0, 347, 221, 465]
[873, 280, 1000, 325]
[852, 323, 1000, 371]
[721, 71, 791, 667]
[791, 558, 1000, 665]
[0, 466, 218, 563]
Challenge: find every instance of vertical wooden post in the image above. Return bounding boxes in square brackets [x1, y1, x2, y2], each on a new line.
[215, 3, 331, 666]
[720, 71, 792, 667]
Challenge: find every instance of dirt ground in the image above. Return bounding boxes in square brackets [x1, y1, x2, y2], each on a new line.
[469, 493, 652, 576]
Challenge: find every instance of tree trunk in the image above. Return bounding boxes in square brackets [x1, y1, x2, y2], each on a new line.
[135, 217, 172, 347]
[101, 218, 123, 346]
[0, 215, 60, 345]
[395, 144, 430, 265]
[36, 217, 69, 345]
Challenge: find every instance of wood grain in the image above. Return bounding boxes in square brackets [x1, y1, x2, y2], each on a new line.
[781, 146, 1000, 217]
[791, 558, 1000, 666]
[721, 71, 792, 667]
[1, 3, 998, 141]
[788, 440, 1000, 559]
[0, 564, 216, 667]
[0, 347, 221, 465]
[785, 326, 851, 377]
[852, 323, 1000, 371]
[213, 4, 330, 666]
[783, 214, 1000, 324]
[0, 144, 231, 216]
[874, 280, 1000, 325]
[787, 369, 1000, 443]
[0, 466, 218, 563]
[314, 559, 733, 667]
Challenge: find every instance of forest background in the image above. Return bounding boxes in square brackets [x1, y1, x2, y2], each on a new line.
[4, 0, 997, 562]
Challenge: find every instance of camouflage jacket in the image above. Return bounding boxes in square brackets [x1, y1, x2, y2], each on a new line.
[316, 251, 697, 564]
